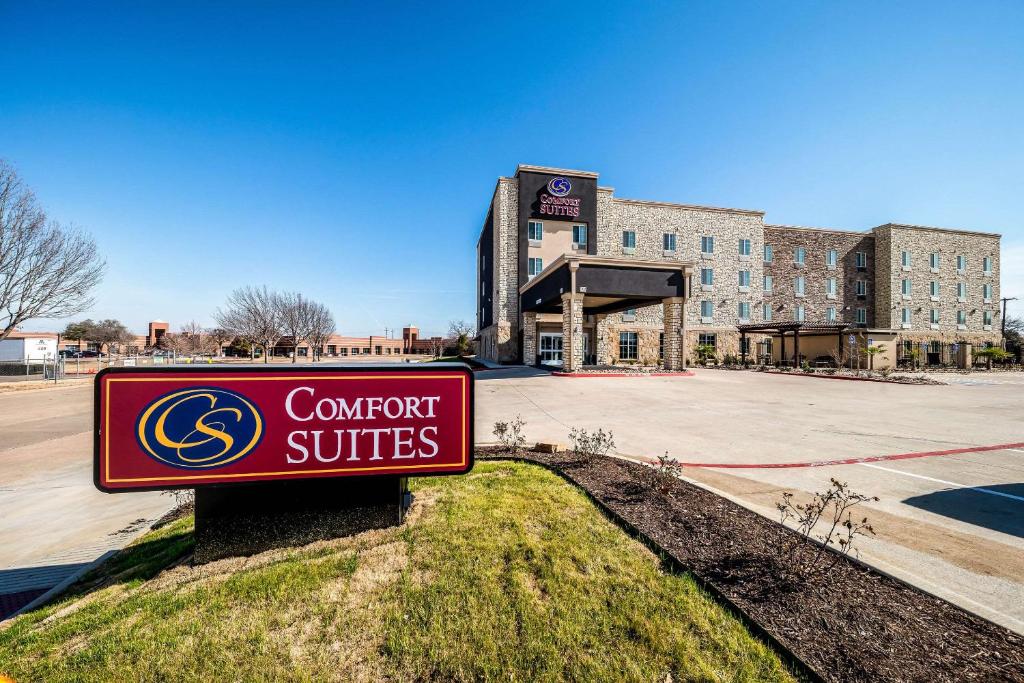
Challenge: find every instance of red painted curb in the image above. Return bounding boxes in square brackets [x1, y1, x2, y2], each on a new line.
[551, 370, 695, 378]
[671, 441, 1024, 469]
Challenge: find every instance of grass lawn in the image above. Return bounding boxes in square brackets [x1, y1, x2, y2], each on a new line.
[0, 462, 794, 682]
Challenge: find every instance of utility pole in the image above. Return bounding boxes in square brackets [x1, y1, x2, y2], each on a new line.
[1002, 297, 1018, 349]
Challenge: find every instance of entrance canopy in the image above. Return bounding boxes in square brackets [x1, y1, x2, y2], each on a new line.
[520, 254, 692, 316]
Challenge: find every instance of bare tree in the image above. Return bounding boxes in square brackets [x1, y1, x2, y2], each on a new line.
[447, 320, 476, 357]
[0, 160, 106, 341]
[306, 302, 336, 362]
[163, 320, 215, 356]
[428, 336, 445, 358]
[207, 327, 233, 358]
[89, 319, 132, 361]
[279, 291, 316, 363]
[215, 286, 283, 363]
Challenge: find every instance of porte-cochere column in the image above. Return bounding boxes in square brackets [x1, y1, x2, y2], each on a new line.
[561, 293, 584, 372]
[662, 297, 685, 370]
[522, 312, 538, 365]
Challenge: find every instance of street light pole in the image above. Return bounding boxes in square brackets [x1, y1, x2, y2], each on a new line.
[1001, 297, 1018, 349]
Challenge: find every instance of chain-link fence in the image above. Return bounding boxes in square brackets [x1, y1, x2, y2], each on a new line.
[0, 357, 64, 379]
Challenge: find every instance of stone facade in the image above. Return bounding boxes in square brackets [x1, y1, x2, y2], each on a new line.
[477, 165, 1003, 366]
[763, 226, 875, 327]
[874, 224, 1000, 340]
[561, 293, 584, 371]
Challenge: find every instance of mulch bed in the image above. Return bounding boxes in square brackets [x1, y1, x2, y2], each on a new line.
[478, 448, 1024, 682]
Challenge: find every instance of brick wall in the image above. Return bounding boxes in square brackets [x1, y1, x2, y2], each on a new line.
[875, 224, 1000, 337]
[764, 226, 875, 326]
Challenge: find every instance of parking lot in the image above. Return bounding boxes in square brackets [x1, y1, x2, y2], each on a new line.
[475, 367, 1024, 634]
[1, 367, 1022, 634]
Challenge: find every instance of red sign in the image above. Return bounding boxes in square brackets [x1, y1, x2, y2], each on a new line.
[94, 364, 474, 492]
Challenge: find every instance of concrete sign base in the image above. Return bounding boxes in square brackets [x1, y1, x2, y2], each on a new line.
[193, 476, 409, 563]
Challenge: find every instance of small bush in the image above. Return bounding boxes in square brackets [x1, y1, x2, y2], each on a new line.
[776, 478, 878, 584]
[653, 452, 684, 493]
[492, 415, 526, 453]
[569, 427, 616, 458]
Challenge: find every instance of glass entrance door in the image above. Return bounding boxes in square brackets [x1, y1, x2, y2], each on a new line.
[539, 333, 563, 366]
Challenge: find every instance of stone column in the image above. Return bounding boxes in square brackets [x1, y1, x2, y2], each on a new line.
[662, 297, 685, 370]
[561, 293, 584, 372]
[594, 314, 611, 366]
[522, 312, 538, 366]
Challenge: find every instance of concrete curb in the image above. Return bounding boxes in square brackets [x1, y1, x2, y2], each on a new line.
[551, 370, 695, 378]
[5, 550, 117, 621]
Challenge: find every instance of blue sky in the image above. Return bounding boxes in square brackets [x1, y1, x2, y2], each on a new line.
[2, 1, 1022, 335]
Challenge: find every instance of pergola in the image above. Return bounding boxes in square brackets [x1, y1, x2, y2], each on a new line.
[519, 254, 693, 372]
[736, 321, 849, 367]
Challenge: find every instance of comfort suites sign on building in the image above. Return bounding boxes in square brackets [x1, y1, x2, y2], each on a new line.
[94, 364, 474, 492]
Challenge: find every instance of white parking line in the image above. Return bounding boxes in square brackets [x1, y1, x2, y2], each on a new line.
[858, 463, 1024, 503]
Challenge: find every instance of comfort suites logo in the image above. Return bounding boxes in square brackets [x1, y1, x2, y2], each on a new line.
[539, 176, 581, 217]
[546, 176, 571, 197]
[135, 387, 264, 470]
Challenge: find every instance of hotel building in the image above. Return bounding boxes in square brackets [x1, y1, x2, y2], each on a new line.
[476, 165, 1002, 371]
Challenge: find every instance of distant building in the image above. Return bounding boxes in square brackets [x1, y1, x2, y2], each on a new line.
[49, 320, 446, 358]
[0, 331, 58, 361]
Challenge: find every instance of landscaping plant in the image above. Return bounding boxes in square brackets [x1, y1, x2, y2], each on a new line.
[654, 452, 684, 493]
[568, 427, 616, 458]
[775, 478, 878, 583]
[492, 415, 526, 453]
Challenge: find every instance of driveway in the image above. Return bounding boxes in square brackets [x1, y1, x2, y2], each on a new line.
[0, 385, 173, 618]
[474, 367, 1024, 634]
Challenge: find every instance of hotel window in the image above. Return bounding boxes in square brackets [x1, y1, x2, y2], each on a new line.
[738, 238, 751, 256]
[700, 300, 714, 319]
[826, 306, 836, 322]
[795, 305, 805, 322]
[930, 309, 940, 325]
[901, 251, 912, 268]
[983, 256, 993, 274]
[983, 283, 992, 302]
[826, 249, 838, 268]
[826, 277, 837, 296]
[339, 347, 348, 356]
[619, 332, 638, 360]
[351, 347, 359, 354]
[572, 224, 587, 248]
[901, 279, 912, 297]
[902, 308, 912, 325]
[856, 280, 867, 296]
[738, 301, 751, 321]
[794, 275, 805, 296]
[663, 233, 676, 252]
[764, 244, 773, 262]
[528, 221, 543, 242]
[659, 333, 664, 360]
[984, 310, 993, 326]
[701, 268, 714, 286]
[957, 255, 966, 272]
[622, 230, 636, 249]
[794, 247, 806, 265]
[528, 257, 543, 279]
[701, 235, 714, 255]
[738, 270, 751, 287]
[856, 308, 867, 325]
[763, 304, 772, 321]
[698, 332, 717, 349]
[856, 251, 867, 269]
[930, 252, 940, 270]
[957, 310, 967, 325]
[740, 337, 751, 355]
[957, 282, 966, 299]
[622, 308, 636, 322]
[763, 275, 773, 293]
[930, 281, 940, 297]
